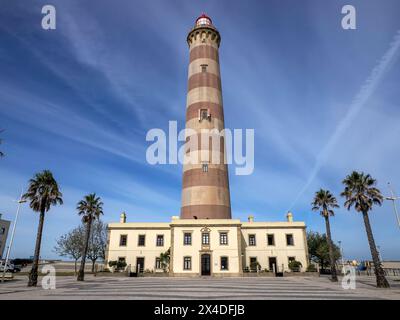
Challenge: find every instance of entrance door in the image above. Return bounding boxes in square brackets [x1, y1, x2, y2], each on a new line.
[201, 254, 211, 276]
[136, 257, 144, 274]
[269, 257, 277, 274]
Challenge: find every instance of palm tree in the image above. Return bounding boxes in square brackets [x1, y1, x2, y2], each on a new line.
[312, 189, 339, 282]
[76, 193, 103, 281]
[341, 171, 390, 288]
[23, 170, 63, 287]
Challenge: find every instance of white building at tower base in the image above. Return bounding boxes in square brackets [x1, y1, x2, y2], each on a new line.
[105, 212, 309, 276]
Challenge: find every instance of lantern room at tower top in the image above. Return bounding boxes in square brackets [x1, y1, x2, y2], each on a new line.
[187, 13, 221, 47]
[196, 13, 212, 26]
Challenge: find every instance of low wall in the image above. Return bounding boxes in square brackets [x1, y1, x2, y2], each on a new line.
[283, 272, 319, 277]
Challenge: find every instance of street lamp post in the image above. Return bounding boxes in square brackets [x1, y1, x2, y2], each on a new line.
[1, 191, 26, 283]
[338, 240, 345, 272]
[386, 182, 400, 229]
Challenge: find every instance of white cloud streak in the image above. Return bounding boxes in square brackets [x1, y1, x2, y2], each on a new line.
[289, 29, 400, 210]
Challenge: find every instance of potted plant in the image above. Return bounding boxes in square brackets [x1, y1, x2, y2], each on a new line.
[288, 260, 302, 272]
[108, 260, 117, 273]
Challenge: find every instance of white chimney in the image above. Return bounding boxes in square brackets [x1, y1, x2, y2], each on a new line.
[120, 212, 126, 223]
[286, 212, 293, 222]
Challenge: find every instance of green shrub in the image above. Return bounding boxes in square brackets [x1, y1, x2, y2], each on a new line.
[306, 264, 317, 272]
[108, 260, 117, 267]
[288, 260, 302, 272]
[108, 260, 126, 270]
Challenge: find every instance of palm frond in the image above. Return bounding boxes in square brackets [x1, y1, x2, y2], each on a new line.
[22, 170, 63, 213]
[311, 189, 339, 217]
[76, 193, 104, 224]
[341, 171, 383, 213]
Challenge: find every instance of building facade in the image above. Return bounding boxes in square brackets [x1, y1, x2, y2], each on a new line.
[0, 214, 11, 259]
[106, 213, 308, 276]
[105, 15, 309, 276]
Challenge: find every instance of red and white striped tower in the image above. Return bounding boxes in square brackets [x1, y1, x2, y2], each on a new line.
[180, 14, 231, 219]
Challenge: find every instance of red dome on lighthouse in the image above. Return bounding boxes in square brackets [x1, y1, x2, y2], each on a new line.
[196, 13, 212, 26]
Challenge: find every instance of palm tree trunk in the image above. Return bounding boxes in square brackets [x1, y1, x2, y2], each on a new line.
[324, 216, 338, 282]
[362, 211, 390, 288]
[28, 210, 45, 287]
[77, 220, 92, 281]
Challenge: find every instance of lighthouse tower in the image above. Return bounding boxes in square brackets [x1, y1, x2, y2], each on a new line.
[180, 14, 231, 219]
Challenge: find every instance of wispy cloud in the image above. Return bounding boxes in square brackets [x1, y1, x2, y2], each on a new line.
[289, 29, 400, 210]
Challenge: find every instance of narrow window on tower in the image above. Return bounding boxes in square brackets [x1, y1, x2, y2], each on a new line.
[199, 108, 210, 122]
[202, 163, 208, 173]
[201, 64, 208, 72]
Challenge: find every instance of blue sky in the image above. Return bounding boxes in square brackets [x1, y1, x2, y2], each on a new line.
[0, 0, 399, 260]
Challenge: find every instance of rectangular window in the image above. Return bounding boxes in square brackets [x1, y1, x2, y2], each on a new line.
[202, 232, 210, 245]
[138, 235, 146, 246]
[286, 234, 294, 246]
[119, 235, 127, 247]
[200, 109, 209, 120]
[156, 235, 164, 247]
[118, 257, 126, 264]
[201, 64, 208, 72]
[202, 163, 208, 173]
[184, 233, 192, 245]
[220, 257, 229, 270]
[248, 234, 256, 246]
[155, 258, 162, 269]
[183, 257, 192, 270]
[220, 232, 228, 245]
[288, 256, 296, 264]
[267, 234, 275, 246]
[0, 227, 5, 235]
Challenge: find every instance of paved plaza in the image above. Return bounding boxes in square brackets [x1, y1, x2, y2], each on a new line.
[1, 275, 400, 300]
